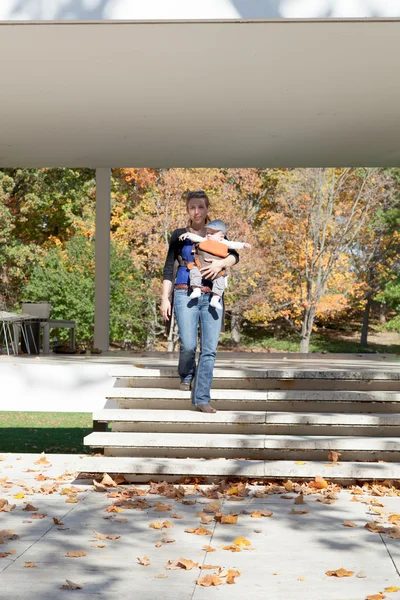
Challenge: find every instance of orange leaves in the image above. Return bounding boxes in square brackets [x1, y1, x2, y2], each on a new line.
[150, 520, 173, 530]
[185, 526, 212, 536]
[197, 568, 241, 586]
[34, 455, 51, 466]
[251, 510, 273, 518]
[24, 562, 37, 568]
[310, 476, 329, 490]
[137, 556, 151, 566]
[221, 537, 251, 552]
[215, 513, 238, 525]
[325, 568, 354, 577]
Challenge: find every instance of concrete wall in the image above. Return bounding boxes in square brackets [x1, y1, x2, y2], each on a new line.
[0, 363, 117, 412]
[1, 0, 400, 21]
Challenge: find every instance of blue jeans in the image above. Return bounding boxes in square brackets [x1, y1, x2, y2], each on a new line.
[173, 289, 222, 406]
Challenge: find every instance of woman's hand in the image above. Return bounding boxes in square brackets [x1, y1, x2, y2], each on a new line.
[200, 258, 225, 281]
[179, 232, 190, 241]
[160, 297, 172, 321]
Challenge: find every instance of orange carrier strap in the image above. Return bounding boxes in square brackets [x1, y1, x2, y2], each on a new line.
[198, 239, 229, 258]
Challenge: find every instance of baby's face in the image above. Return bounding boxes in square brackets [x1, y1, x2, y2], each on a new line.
[206, 228, 224, 241]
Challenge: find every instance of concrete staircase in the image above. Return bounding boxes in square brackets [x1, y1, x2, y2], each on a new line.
[80, 361, 400, 481]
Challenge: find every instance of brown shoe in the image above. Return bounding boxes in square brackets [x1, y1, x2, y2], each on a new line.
[195, 404, 217, 413]
[179, 382, 191, 391]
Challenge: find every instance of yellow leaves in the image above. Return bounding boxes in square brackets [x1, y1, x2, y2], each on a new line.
[65, 551, 87, 558]
[185, 526, 212, 536]
[366, 594, 386, 600]
[325, 568, 354, 577]
[137, 556, 150, 566]
[311, 476, 328, 490]
[215, 513, 238, 524]
[197, 568, 241, 586]
[384, 586, 400, 593]
[222, 537, 251, 551]
[284, 480, 293, 492]
[149, 520, 173, 530]
[13, 493, 24, 499]
[166, 559, 198, 570]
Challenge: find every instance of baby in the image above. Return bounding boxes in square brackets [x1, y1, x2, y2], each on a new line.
[179, 219, 250, 309]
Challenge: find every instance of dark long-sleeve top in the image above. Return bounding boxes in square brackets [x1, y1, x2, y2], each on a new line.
[163, 227, 240, 285]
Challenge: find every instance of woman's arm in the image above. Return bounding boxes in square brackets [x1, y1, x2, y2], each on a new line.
[200, 252, 238, 280]
[160, 280, 173, 320]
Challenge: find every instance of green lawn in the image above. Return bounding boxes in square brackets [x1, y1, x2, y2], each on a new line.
[0, 412, 92, 454]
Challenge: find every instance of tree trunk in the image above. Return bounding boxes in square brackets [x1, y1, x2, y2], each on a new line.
[361, 294, 373, 347]
[379, 303, 387, 325]
[231, 307, 242, 346]
[299, 305, 316, 353]
[145, 299, 157, 350]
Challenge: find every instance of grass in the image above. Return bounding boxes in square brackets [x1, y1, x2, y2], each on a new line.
[0, 412, 92, 454]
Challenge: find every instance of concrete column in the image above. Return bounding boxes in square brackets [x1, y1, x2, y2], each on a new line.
[94, 168, 111, 351]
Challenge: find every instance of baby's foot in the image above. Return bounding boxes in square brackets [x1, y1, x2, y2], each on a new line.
[210, 296, 222, 310]
[190, 288, 201, 299]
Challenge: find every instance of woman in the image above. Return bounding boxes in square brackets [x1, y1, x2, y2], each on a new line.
[161, 190, 239, 413]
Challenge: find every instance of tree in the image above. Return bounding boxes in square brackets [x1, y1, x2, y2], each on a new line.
[257, 168, 395, 352]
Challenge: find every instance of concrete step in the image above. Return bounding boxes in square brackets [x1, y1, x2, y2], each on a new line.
[110, 366, 400, 380]
[83, 431, 400, 461]
[94, 408, 400, 436]
[111, 370, 400, 391]
[77, 456, 400, 481]
[106, 388, 400, 413]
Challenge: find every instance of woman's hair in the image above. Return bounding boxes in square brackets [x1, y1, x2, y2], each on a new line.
[186, 190, 211, 227]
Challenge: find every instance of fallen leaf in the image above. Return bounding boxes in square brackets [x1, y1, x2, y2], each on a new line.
[171, 514, 184, 519]
[137, 556, 150, 566]
[155, 574, 168, 579]
[204, 500, 221, 513]
[31, 513, 46, 519]
[155, 503, 172, 512]
[60, 580, 83, 590]
[365, 522, 385, 533]
[251, 510, 273, 518]
[201, 565, 220, 570]
[233, 537, 251, 547]
[14, 493, 24, 499]
[149, 520, 173, 530]
[34, 455, 51, 466]
[312, 476, 328, 489]
[101, 473, 117, 487]
[295, 461, 306, 465]
[325, 568, 354, 577]
[284, 480, 293, 492]
[93, 481, 107, 492]
[24, 562, 37, 568]
[298, 576, 306, 581]
[218, 514, 238, 524]
[185, 526, 212, 536]
[161, 537, 175, 544]
[366, 594, 386, 600]
[328, 450, 341, 462]
[203, 545, 216, 552]
[356, 571, 367, 578]
[343, 521, 358, 528]
[65, 551, 86, 558]
[294, 493, 305, 505]
[23, 504, 38, 512]
[197, 575, 223, 586]
[166, 559, 198, 570]
[290, 509, 309, 515]
[384, 586, 400, 592]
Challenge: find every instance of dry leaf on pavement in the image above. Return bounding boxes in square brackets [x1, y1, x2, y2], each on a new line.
[65, 551, 87, 558]
[343, 521, 358, 527]
[197, 575, 224, 587]
[251, 510, 273, 518]
[149, 520, 173, 530]
[137, 556, 150, 566]
[366, 594, 386, 600]
[24, 562, 37, 568]
[325, 568, 354, 577]
[203, 546, 216, 552]
[60, 580, 83, 590]
[34, 455, 51, 466]
[328, 451, 341, 462]
[290, 509, 309, 515]
[185, 526, 212, 535]
[166, 559, 198, 570]
[384, 586, 400, 592]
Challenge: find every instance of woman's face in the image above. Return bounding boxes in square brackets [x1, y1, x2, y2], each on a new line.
[187, 198, 209, 226]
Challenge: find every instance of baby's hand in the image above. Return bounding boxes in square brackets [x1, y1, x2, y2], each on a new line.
[179, 233, 190, 241]
[243, 242, 251, 249]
